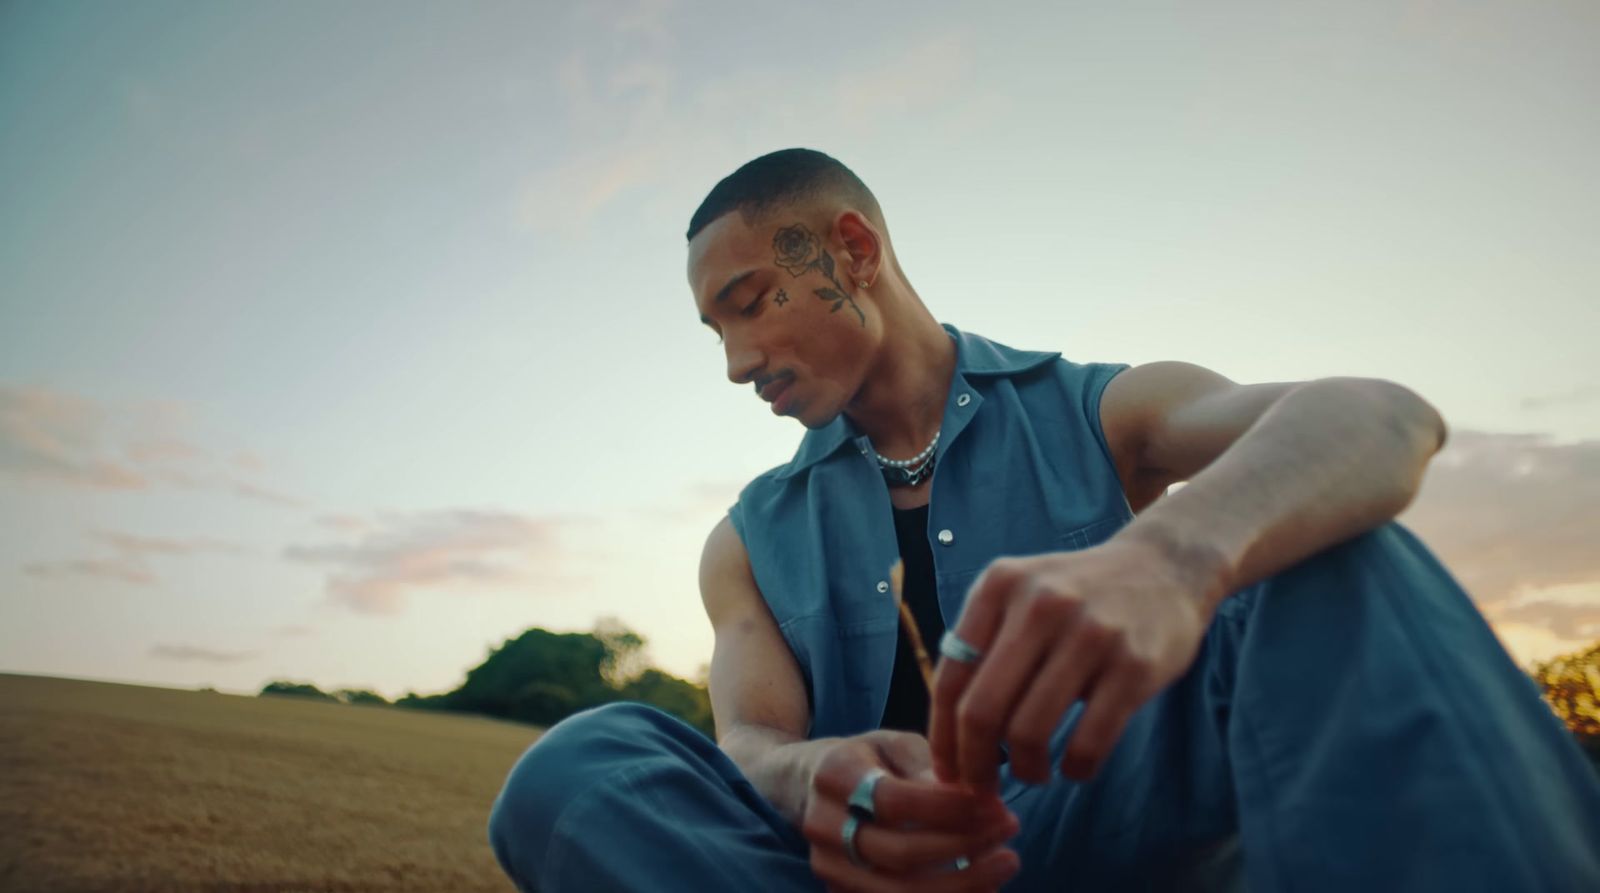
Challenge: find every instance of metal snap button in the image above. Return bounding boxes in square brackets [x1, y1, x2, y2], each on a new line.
[956, 393, 971, 407]
[876, 580, 889, 593]
[937, 529, 954, 545]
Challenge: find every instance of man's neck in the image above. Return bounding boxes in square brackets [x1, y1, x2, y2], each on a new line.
[844, 304, 956, 459]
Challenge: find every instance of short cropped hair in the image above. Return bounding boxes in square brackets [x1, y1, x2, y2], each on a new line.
[685, 148, 883, 243]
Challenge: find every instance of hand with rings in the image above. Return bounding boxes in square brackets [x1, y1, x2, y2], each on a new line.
[928, 540, 1216, 793]
[800, 729, 1022, 892]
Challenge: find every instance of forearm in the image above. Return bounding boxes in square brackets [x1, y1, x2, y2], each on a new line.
[720, 723, 841, 827]
[1118, 377, 1447, 613]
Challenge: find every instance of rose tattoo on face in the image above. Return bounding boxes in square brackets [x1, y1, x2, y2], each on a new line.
[771, 223, 866, 326]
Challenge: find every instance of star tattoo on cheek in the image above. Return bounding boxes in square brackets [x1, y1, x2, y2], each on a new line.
[774, 289, 788, 306]
[771, 223, 867, 326]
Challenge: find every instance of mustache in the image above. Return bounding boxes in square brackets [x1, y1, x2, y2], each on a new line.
[753, 370, 795, 395]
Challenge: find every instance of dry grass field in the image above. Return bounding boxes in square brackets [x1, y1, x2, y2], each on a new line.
[0, 673, 542, 892]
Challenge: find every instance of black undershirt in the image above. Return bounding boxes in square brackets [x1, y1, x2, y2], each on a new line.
[879, 504, 945, 735]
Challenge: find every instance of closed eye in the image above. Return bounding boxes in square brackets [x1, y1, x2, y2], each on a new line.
[740, 294, 764, 318]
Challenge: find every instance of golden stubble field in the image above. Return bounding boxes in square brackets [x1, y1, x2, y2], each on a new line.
[0, 673, 542, 892]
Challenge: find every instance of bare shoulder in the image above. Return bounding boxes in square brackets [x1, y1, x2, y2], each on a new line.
[698, 515, 758, 625]
[697, 515, 810, 739]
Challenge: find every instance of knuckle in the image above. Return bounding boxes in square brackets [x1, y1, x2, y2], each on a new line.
[986, 555, 1024, 580]
[1079, 620, 1117, 651]
[974, 558, 1024, 599]
[874, 835, 914, 872]
[957, 700, 999, 735]
[817, 741, 870, 787]
[800, 810, 830, 844]
[1119, 652, 1154, 684]
[1006, 725, 1050, 757]
[810, 855, 844, 887]
[1022, 592, 1063, 624]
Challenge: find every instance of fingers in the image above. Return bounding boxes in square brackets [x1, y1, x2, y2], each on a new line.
[870, 774, 1010, 831]
[1003, 621, 1118, 782]
[813, 755, 1009, 833]
[803, 795, 1020, 877]
[953, 593, 1055, 791]
[930, 559, 1026, 784]
[809, 826, 1022, 893]
[806, 734, 1026, 892]
[1060, 653, 1146, 780]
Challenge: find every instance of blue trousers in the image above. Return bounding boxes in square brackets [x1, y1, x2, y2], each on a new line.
[488, 524, 1600, 891]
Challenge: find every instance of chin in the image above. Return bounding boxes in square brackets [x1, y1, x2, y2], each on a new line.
[797, 402, 844, 430]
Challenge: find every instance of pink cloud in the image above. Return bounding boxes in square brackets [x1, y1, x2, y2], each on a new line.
[149, 644, 259, 664]
[230, 480, 306, 508]
[315, 513, 369, 533]
[1401, 429, 1600, 657]
[0, 383, 302, 508]
[24, 555, 155, 586]
[285, 509, 575, 614]
[23, 529, 246, 587]
[0, 386, 149, 489]
[92, 530, 245, 556]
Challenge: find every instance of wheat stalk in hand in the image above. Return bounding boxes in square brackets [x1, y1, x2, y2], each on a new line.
[891, 559, 936, 696]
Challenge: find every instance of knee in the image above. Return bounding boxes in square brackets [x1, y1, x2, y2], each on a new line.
[486, 702, 698, 868]
[1257, 521, 1453, 600]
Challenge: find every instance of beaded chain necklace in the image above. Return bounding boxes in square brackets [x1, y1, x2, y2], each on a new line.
[872, 427, 940, 488]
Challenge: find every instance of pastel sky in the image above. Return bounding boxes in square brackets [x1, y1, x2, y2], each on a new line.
[2, 1, 1596, 699]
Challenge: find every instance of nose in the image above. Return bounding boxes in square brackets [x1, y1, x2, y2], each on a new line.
[724, 337, 764, 385]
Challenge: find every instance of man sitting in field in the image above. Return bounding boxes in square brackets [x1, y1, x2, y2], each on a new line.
[488, 148, 1600, 892]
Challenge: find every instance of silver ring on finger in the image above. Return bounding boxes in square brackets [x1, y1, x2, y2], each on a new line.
[939, 630, 985, 663]
[846, 767, 887, 821]
[842, 814, 870, 868]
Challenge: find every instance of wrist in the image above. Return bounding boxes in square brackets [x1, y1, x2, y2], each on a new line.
[1114, 515, 1238, 613]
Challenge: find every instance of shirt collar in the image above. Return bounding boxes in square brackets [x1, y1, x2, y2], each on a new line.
[775, 323, 1061, 480]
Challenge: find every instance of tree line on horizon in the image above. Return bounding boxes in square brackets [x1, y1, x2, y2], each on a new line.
[258, 626, 1598, 775]
[259, 617, 713, 737]
[1530, 640, 1600, 776]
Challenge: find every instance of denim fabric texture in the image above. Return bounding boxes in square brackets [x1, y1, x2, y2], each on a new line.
[488, 324, 1600, 892]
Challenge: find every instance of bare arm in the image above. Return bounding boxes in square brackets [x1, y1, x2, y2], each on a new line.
[1100, 364, 1448, 612]
[699, 515, 840, 826]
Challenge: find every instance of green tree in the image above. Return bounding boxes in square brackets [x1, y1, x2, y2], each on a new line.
[1530, 640, 1600, 777]
[507, 680, 583, 726]
[447, 628, 614, 717]
[620, 668, 715, 738]
[397, 621, 715, 737]
[594, 614, 648, 687]
[334, 688, 389, 706]
[259, 680, 335, 702]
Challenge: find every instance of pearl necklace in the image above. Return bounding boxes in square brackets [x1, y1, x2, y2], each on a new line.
[872, 428, 940, 487]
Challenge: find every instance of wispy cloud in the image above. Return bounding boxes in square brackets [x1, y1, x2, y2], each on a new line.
[1519, 384, 1600, 412]
[230, 480, 306, 509]
[22, 528, 246, 586]
[520, 20, 982, 233]
[94, 530, 246, 556]
[272, 623, 314, 638]
[0, 384, 302, 507]
[150, 644, 259, 664]
[0, 386, 148, 489]
[284, 509, 578, 615]
[1401, 429, 1600, 655]
[315, 513, 370, 533]
[24, 556, 155, 586]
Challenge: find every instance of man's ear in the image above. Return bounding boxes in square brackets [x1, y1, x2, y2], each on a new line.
[833, 209, 883, 286]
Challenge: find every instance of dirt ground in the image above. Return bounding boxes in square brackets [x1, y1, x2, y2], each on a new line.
[0, 673, 542, 892]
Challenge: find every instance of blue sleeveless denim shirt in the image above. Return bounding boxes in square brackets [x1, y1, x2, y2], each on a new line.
[728, 324, 1132, 742]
